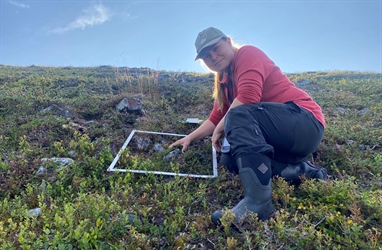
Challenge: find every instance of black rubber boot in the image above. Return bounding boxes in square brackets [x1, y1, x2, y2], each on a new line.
[211, 153, 274, 225]
[219, 152, 238, 174]
[272, 160, 328, 184]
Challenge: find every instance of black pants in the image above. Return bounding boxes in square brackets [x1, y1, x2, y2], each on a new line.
[224, 102, 324, 164]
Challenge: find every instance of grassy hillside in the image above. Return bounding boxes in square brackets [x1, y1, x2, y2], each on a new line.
[0, 65, 381, 249]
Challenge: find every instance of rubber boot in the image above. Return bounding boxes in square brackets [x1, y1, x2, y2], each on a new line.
[272, 160, 328, 184]
[211, 153, 274, 225]
[219, 153, 238, 174]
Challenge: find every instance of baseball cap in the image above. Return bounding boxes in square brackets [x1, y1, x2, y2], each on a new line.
[194, 27, 227, 60]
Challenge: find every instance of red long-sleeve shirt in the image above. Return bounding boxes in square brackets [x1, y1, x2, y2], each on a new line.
[208, 45, 325, 128]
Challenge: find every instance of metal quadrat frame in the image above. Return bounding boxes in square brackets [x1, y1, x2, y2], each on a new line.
[107, 130, 218, 178]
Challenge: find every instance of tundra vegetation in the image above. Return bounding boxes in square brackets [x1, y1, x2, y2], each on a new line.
[0, 65, 381, 249]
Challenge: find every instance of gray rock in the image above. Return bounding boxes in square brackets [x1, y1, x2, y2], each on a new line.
[35, 166, 47, 176]
[40, 104, 70, 118]
[358, 108, 370, 116]
[116, 98, 143, 115]
[358, 145, 367, 151]
[135, 137, 151, 151]
[28, 207, 41, 217]
[68, 150, 77, 158]
[347, 140, 355, 145]
[163, 149, 181, 161]
[41, 157, 74, 171]
[338, 107, 347, 114]
[153, 143, 164, 152]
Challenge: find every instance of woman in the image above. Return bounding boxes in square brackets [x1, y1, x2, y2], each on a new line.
[170, 27, 327, 225]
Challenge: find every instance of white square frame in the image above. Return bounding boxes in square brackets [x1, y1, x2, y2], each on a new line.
[107, 130, 218, 178]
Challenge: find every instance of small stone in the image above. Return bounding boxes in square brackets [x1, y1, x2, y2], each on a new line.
[347, 140, 354, 145]
[358, 108, 370, 116]
[68, 150, 77, 158]
[338, 107, 347, 114]
[358, 145, 367, 151]
[153, 143, 164, 152]
[163, 149, 181, 161]
[135, 137, 151, 151]
[35, 166, 47, 176]
[28, 207, 41, 217]
[41, 157, 74, 171]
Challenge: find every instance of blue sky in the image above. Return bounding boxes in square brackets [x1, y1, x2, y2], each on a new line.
[1, 0, 381, 73]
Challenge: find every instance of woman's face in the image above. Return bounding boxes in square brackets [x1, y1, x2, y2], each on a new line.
[200, 38, 235, 72]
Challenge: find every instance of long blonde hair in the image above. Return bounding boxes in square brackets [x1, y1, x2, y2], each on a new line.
[212, 37, 241, 111]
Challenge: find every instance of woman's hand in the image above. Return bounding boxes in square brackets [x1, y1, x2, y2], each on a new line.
[211, 99, 243, 152]
[211, 116, 225, 152]
[169, 136, 192, 152]
[169, 119, 216, 152]
[211, 129, 224, 152]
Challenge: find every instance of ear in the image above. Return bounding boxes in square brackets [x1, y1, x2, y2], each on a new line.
[226, 37, 232, 46]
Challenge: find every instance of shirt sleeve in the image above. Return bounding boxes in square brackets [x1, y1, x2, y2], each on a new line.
[208, 100, 229, 126]
[233, 46, 275, 104]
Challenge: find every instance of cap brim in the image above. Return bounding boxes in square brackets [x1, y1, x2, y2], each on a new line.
[194, 36, 224, 61]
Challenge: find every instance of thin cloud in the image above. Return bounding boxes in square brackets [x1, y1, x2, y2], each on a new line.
[123, 13, 139, 20]
[121, 2, 139, 20]
[8, 0, 30, 8]
[50, 4, 113, 34]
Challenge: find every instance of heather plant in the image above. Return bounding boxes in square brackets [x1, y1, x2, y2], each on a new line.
[0, 66, 381, 249]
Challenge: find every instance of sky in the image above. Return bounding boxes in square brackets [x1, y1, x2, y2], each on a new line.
[1, 0, 381, 73]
